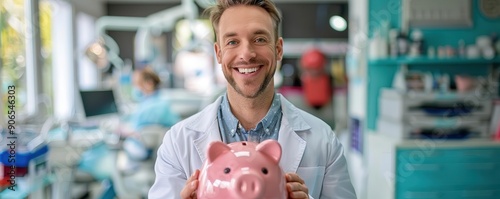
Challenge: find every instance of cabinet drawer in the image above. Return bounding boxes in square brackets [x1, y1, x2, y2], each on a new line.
[447, 163, 500, 187]
[445, 189, 500, 199]
[447, 148, 500, 163]
[396, 162, 500, 189]
[396, 163, 447, 188]
[397, 149, 449, 164]
[397, 148, 500, 164]
[396, 189, 500, 199]
[396, 190, 450, 199]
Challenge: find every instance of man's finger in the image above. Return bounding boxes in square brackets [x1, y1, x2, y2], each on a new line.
[289, 191, 309, 199]
[181, 170, 200, 199]
[187, 170, 200, 184]
[286, 173, 305, 184]
[287, 183, 308, 199]
[287, 182, 305, 192]
[180, 180, 198, 199]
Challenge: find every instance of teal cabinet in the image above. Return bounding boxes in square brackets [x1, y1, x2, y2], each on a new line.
[367, 133, 500, 199]
[396, 148, 500, 198]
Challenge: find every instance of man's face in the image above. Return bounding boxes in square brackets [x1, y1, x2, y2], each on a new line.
[214, 5, 283, 99]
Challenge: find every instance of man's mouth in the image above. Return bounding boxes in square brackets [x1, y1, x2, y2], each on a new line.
[237, 67, 259, 74]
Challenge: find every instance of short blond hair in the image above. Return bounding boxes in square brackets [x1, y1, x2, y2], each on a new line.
[205, 0, 282, 41]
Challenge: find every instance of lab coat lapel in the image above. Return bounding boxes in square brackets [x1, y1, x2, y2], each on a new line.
[278, 120, 306, 173]
[193, 120, 221, 164]
[278, 95, 308, 173]
[189, 95, 310, 172]
[190, 96, 224, 163]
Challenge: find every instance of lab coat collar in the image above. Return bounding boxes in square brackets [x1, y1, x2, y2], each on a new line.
[186, 94, 311, 133]
[279, 93, 311, 131]
[187, 96, 224, 163]
[277, 94, 309, 173]
[187, 94, 310, 172]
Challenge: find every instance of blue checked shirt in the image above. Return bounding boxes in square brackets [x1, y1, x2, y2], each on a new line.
[217, 93, 282, 144]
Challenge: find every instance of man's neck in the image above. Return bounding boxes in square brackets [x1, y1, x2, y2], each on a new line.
[227, 89, 275, 131]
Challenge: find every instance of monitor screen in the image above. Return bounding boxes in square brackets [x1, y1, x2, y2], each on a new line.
[79, 89, 119, 118]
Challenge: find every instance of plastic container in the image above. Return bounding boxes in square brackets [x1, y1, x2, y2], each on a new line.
[0, 144, 49, 167]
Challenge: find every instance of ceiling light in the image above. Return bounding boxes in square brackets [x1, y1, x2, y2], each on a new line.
[329, 15, 347, 32]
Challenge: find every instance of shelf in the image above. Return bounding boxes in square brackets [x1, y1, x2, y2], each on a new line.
[369, 57, 500, 65]
[383, 88, 496, 100]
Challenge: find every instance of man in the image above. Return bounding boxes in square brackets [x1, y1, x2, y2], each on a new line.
[148, 0, 356, 198]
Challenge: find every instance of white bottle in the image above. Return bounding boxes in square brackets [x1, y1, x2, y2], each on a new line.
[440, 74, 450, 92]
[369, 31, 380, 59]
[389, 29, 399, 57]
[424, 72, 433, 92]
[369, 30, 388, 59]
[393, 67, 407, 91]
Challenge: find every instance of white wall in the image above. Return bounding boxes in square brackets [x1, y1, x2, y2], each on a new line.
[346, 0, 368, 198]
[51, 0, 104, 120]
[69, 0, 104, 18]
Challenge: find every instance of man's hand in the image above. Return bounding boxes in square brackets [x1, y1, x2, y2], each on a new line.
[286, 173, 309, 199]
[180, 170, 200, 199]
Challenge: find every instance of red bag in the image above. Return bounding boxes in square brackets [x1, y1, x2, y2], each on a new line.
[300, 49, 332, 108]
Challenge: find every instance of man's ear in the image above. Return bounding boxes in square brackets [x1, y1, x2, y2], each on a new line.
[214, 42, 222, 64]
[276, 37, 283, 61]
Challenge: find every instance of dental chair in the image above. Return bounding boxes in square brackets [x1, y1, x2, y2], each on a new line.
[108, 125, 168, 199]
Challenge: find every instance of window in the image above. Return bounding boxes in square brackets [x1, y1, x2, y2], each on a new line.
[1, 0, 53, 123]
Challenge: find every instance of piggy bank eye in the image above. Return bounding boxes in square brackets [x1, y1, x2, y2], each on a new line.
[224, 167, 231, 174]
[261, 168, 268, 175]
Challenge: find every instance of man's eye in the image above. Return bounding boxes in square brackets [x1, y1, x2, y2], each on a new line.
[255, 38, 267, 43]
[227, 40, 237, 45]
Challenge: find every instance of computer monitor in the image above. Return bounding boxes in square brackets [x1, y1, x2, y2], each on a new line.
[79, 89, 119, 118]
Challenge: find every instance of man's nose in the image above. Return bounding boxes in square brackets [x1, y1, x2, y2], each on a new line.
[239, 42, 257, 62]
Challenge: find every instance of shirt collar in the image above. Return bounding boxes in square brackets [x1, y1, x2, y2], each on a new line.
[220, 93, 281, 137]
[220, 94, 240, 137]
[261, 93, 281, 132]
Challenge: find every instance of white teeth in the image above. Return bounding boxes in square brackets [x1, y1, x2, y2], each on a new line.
[238, 67, 258, 74]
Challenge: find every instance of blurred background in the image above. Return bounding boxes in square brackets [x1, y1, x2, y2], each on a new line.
[1, 0, 500, 198]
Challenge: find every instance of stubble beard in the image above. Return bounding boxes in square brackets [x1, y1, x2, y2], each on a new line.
[226, 63, 275, 99]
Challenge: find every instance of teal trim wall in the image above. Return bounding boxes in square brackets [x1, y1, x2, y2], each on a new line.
[366, 0, 500, 130]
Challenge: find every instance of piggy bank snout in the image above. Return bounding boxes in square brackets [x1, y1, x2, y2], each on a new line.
[232, 171, 265, 199]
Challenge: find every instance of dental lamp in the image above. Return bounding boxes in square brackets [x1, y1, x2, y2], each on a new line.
[85, 0, 200, 71]
[85, 16, 145, 71]
[135, 0, 198, 66]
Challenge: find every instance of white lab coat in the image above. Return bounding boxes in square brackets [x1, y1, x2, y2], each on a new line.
[148, 94, 357, 199]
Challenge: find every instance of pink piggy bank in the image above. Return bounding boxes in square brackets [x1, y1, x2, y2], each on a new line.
[197, 140, 287, 199]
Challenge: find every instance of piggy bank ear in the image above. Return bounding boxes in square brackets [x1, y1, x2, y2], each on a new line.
[256, 140, 282, 164]
[207, 141, 231, 163]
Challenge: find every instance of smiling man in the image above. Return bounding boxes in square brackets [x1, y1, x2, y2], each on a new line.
[148, 1, 357, 199]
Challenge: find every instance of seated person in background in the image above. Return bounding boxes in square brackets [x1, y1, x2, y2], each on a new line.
[94, 67, 181, 198]
[117, 67, 180, 138]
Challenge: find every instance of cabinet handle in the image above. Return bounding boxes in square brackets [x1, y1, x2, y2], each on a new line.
[404, 191, 440, 198]
[462, 151, 493, 157]
[406, 164, 441, 171]
[465, 163, 496, 170]
[461, 190, 495, 197]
